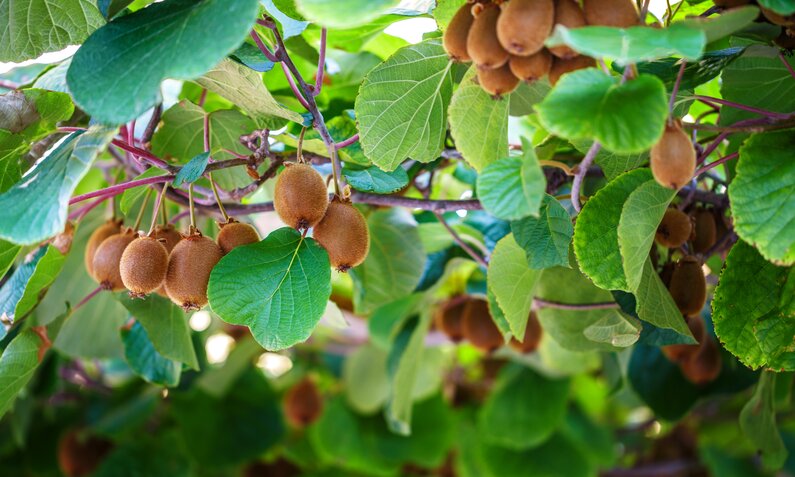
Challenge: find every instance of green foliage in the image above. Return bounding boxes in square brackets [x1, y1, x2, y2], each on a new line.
[488, 234, 541, 340]
[296, 0, 400, 28]
[121, 321, 182, 387]
[510, 195, 573, 269]
[476, 140, 545, 221]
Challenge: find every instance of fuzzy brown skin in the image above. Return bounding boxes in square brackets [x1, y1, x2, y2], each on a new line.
[435, 296, 469, 342]
[509, 311, 543, 354]
[477, 63, 520, 96]
[548, 55, 596, 85]
[443, 3, 475, 62]
[762, 7, 795, 27]
[467, 4, 510, 69]
[583, 0, 639, 27]
[662, 315, 705, 363]
[655, 208, 693, 249]
[651, 121, 696, 190]
[120, 236, 169, 297]
[680, 335, 722, 384]
[164, 234, 222, 311]
[92, 230, 136, 291]
[497, 0, 555, 57]
[668, 256, 707, 316]
[84, 219, 122, 279]
[313, 201, 370, 272]
[509, 49, 552, 82]
[549, 0, 586, 59]
[274, 163, 329, 230]
[57, 430, 113, 477]
[152, 224, 183, 252]
[217, 220, 260, 255]
[283, 378, 323, 429]
[462, 299, 504, 352]
[691, 208, 717, 254]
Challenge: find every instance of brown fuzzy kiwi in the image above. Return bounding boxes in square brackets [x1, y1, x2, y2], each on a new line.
[659, 261, 675, 288]
[477, 63, 520, 96]
[274, 163, 329, 230]
[668, 256, 707, 316]
[92, 229, 136, 291]
[443, 2, 476, 62]
[164, 233, 222, 311]
[434, 296, 468, 342]
[651, 120, 696, 190]
[583, 0, 639, 27]
[509, 49, 552, 82]
[217, 220, 260, 255]
[713, 0, 751, 6]
[509, 311, 543, 354]
[467, 3, 510, 69]
[57, 429, 114, 477]
[762, 7, 795, 27]
[775, 29, 795, 49]
[84, 219, 122, 279]
[497, 0, 555, 56]
[461, 298, 504, 352]
[548, 55, 597, 85]
[152, 224, 183, 252]
[655, 208, 693, 249]
[549, 0, 586, 59]
[691, 208, 717, 254]
[120, 236, 169, 297]
[661, 315, 705, 363]
[312, 200, 370, 272]
[283, 377, 323, 428]
[680, 335, 722, 384]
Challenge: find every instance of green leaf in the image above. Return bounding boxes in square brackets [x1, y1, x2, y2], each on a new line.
[32, 59, 72, 94]
[681, 5, 760, 43]
[546, 23, 706, 65]
[343, 344, 390, 414]
[0, 131, 26, 194]
[261, 0, 309, 39]
[0, 126, 116, 245]
[368, 294, 422, 349]
[92, 433, 192, 477]
[209, 227, 332, 351]
[342, 164, 409, 194]
[571, 138, 648, 180]
[67, 0, 260, 124]
[480, 433, 594, 477]
[730, 131, 795, 265]
[0, 0, 105, 62]
[120, 168, 168, 215]
[296, 0, 399, 28]
[634, 47, 745, 91]
[488, 234, 541, 340]
[0, 329, 44, 419]
[121, 321, 181, 387]
[510, 79, 552, 117]
[618, 180, 676, 291]
[418, 222, 485, 254]
[449, 66, 509, 171]
[634, 258, 694, 338]
[511, 195, 573, 269]
[173, 152, 210, 187]
[476, 143, 545, 221]
[0, 89, 74, 140]
[0, 240, 20, 279]
[0, 246, 66, 324]
[740, 371, 789, 469]
[355, 39, 454, 171]
[759, 0, 795, 14]
[478, 364, 569, 450]
[537, 70, 668, 154]
[350, 209, 426, 315]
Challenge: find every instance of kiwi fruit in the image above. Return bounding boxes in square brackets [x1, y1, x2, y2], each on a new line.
[92, 229, 136, 291]
[217, 219, 260, 255]
[497, 0, 555, 57]
[164, 233, 223, 310]
[712, 0, 751, 6]
[662, 315, 705, 363]
[509, 49, 552, 82]
[274, 163, 329, 230]
[650, 120, 696, 190]
[443, 3, 475, 62]
[680, 335, 722, 385]
[668, 256, 707, 316]
[549, 0, 586, 59]
[312, 200, 370, 272]
[762, 7, 795, 27]
[461, 298, 504, 352]
[583, 0, 639, 27]
[84, 219, 122, 279]
[152, 224, 182, 252]
[477, 63, 520, 96]
[659, 261, 675, 288]
[548, 55, 596, 85]
[120, 236, 169, 297]
[467, 3, 510, 69]
[509, 311, 543, 354]
[775, 29, 795, 49]
[655, 208, 693, 248]
[691, 208, 717, 254]
[434, 297, 468, 342]
[283, 377, 323, 428]
[57, 429, 113, 477]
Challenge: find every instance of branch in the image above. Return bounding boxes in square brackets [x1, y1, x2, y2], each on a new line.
[434, 212, 489, 268]
[534, 298, 619, 310]
[335, 134, 360, 149]
[314, 28, 327, 96]
[572, 142, 601, 213]
[692, 95, 792, 119]
[0, 79, 20, 90]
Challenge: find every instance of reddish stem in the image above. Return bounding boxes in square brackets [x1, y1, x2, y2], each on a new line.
[572, 142, 601, 213]
[69, 175, 173, 205]
[693, 95, 791, 119]
[780, 52, 795, 81]
[314, 28, 327, 96]
[335, 134, 359, 149]
[198, 88, 208, 108]
[68, 196, 108, 221]
[249, 30, 279, 62]
[73, 286, 104, 312]
[669, 61, 687, 116]
[280, 62, 311, 110]
[0, 79, 19, 90]
[694, 152, 739, 177]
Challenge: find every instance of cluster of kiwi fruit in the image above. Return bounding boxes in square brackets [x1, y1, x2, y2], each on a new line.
[713, 0, 795, 48]
[443, 0, 639, 96]
[434, 296, 542, 354]
[662, 314, 723, 385]
[655, 206, 724, 254]
[283, 376, 324, 429]
[273, 162, 370, 272]
[57, 428, 114, 477]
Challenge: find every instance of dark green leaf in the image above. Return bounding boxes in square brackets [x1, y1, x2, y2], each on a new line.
[633, 47, 745, 90]
[740, 371, 789, 469]
[121, 321, 181, 387]
[0, 329, 44, 419]
[342, 165, 409, 194]
[476, 141, 545, 221]
[511, 195, 573, 269]
[173, 152, 209, 187]
[0, 240, 20, 279]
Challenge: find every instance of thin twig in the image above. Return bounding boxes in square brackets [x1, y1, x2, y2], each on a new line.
[780, 52, 795, 81]
[534, 298, 619, 310]
[69, 175, 173, 205]
[693, 95, 792, 119]
[0, 79, 20, 90]
[315, 28, 327, 96]
[280, 62, 311, 110]
[694, 152, 738, 177]
[142, 103, 162, 146]
[335, 134, 360, 149]
[669, 61, 687, 117]
[434, 212, 488, 268]
[572, 142, 601, 213]
[249, 30, 279, 63]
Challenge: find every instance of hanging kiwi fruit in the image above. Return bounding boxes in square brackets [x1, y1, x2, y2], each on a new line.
[661, 315, 704, 364]
[164, 231, 223, 311]
[509, 311, 543, 354]
[152, 224, 182, 252]
[582, 0, 639, 27]
[92, 228, 136, 291]
[680, 335, 722, 385]
[435, 296, 469, 342]
[57, 429, 114, 477]
[313, 199, 370, 272]
[461, 298, 504, 352]
[655, 208, 693, 249]
[691, 208, 717, 254]
[274, 163, 329, 230]
[761, 7, 795, 27]
[497, 0, 555, 57]
[650, 120, 696, 190]
[216, 219, 260, 255]
[548, 55, 596, 85]
[283, 377, 324, 428]
[467, 3, 510, 69]
[477, 62, 520, 96]
[509, 49, 552, 82]
[443, 2, 476, 62]
[119, 235, 170, 298]
[549, 0, 586, 59]
[668, 256, 707, 316]
[84, 218, 123, 279]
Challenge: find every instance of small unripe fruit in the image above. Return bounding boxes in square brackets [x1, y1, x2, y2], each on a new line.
[655, 208, 693, 249]
[668, 256, 707, 316]
[152, 224, 182, 252]
[84, 219, 122, 279]
[434, 296, 468, 342]
[313, 201, 370, 272]
[217, 220, 260, 255]
[274, 163, 329, 230]
[443, 3, 475, 62]
[583, 0, 639, 27]
[509, 49, 552, 82]
[164, 233, 222, 311]
[120, 236, 169, 298]
[549, 0, 586, 59]
[57, 429, 113, 477]
[497, 0, 555, 57]
[548, 55, 596, 85]
[461, 298, 504, 352]
[92, 229, 136, 291]
[691, 208, 717, 254]
[467, 4, 510, 69]
[283, 377, 323, 428]
[662, 315, 704, 363]
[509, 311, 543, 354]
[680, 336, 722, 385]
[651, 121, 696, 190]
[477, 63, 520, 97]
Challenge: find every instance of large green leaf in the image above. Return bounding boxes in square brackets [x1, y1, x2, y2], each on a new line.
[0, 246, 66, 328]
[343, 344, 390, 415]
[537, 70, 668, 154]
[208, 227, 331, 351]
[740, 371, 788, 469]
[634, 47, 745, 91]
[0, 329, 44, 419]
[93, 433, 191, 477]
[342, 164, 408, 194]
[681, 5, 760, 43]
[67, 0, 259, 124]
[488, 234, 541, 340]
[121, 321, 181, 387]
[355, 39, 454, 171]
[476, 143, 545, 221]
[0, 240, 20, 279]
[511, 195, 573, 269]
[758, 0, 795, 14]
[0, 126, 115, 245]
[449, 66, 509, 172]
[296, 0, 399, 28]
[634, 258, 693, 338]
[0, 0, 105, 62]
[730, 131, 795, 265]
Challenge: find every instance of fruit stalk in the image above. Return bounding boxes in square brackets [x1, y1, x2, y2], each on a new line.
[69, 175, 172, 205]
[147, 183, 169, 236]
[694, 95, 792, 119]
[780, 52, 795, 81]
[693, 152, 738, 177]
[669, 61, 687, 117]
[248, 30, 279, 63]
[314, 28, 327, 96]
[434, 212, 489, 268]
[571, 141, 602, 212]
